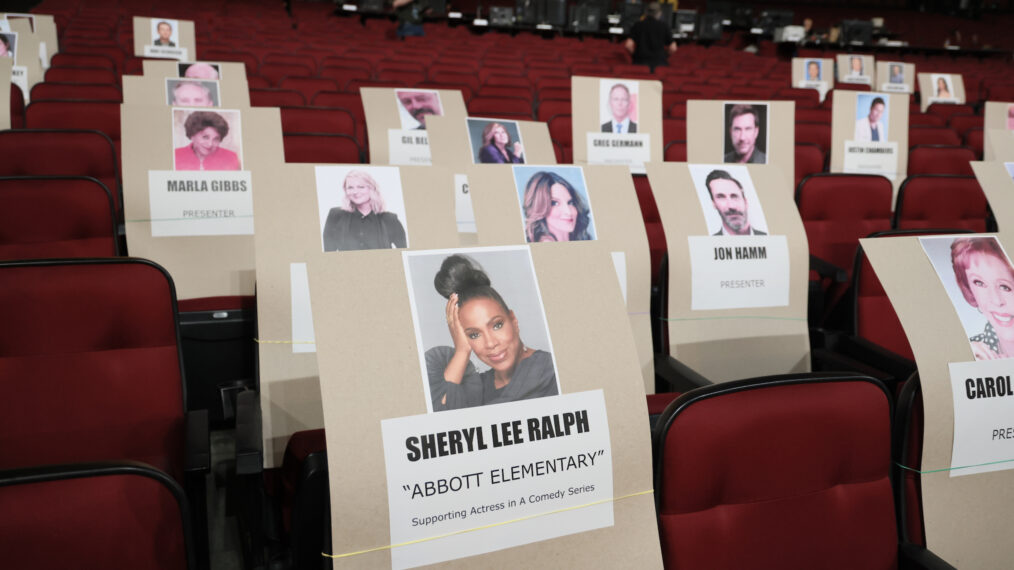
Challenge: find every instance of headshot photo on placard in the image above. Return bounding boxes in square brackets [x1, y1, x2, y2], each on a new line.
[805, 59, 822, 81]
[689, 164, 768, 236]
[166, 79, 220, 107]
[922, 235, 1014, 361]
[152, 18, 178, 47]
[315, 165, 409, 253]
[0, 32, 15, 59]
[600, 80, 638, 133]
[395, 89, 443, 130]
[171, 108, 243, 171]
[467, 118, 526, 164]
[1005, 162, 1014, 179]
[846, 55, 867, 79]
[511, 165, 596, 243]
[403, 246, 560, 413]
[723, 103, 768, 164]
[888, 62, 905, 84]
[178, 61, 220, 80]
[932, 73, 954, 100]
[853, 93, 890, 142]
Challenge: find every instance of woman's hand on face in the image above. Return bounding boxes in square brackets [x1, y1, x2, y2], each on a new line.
[512, 142, 525, 159]
[971, 340, 1000, 360]
[446, 293, 471, 355]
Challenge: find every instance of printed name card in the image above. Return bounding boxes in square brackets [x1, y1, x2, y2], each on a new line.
[571, 76, 663, 173]
[688, 235, 791, 310]
[147, 170, 253, 236]
[948, 361, 1014, 477]
[388, 128, 432, 165]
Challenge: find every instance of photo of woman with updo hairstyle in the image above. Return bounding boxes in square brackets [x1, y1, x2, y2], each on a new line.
[408, 249, 559, 412]
[516, 168, 596, 243]
[172, 109, 242, 171]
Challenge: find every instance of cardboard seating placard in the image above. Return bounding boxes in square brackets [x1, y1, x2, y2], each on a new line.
[252, 163, 459, 467]
[863, 232, 1014, 568]
[830, 90, 909, 192]
[983, 101, 1014, 161]
[132, 16, 196, 62]
[120, 104, 283, 299]
[449, 163, 654, 393]
[7, 18, 42, 103]
[647, 162, 810, 382]
[917, 72, 965, 113]
[0, 57, 11, 130]
[836, 54, 876, 86]
[875, 60, 915, 94]
[570, 76, 663, 173]
[686, 100, 795, 195]
[971, 161, 1011, 230]
[362, 87, 468, 166]
[791, 57, 833, 102]
[307, 241, 661, 568]
[2, 13, 58, 69]
[124, 61, 250, 108]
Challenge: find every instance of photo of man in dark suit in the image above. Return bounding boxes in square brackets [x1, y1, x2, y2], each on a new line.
[601, 83, 637, 133]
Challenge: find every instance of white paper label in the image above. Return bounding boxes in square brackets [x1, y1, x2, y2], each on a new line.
[881, 83, 910, 93]
[388, 129, 432, 165]
[38, 41, 49, 69]
[841, 75, 872, 85]
[10, 65, 27, 103]
[926, 96, 960, 106]
[688, 235, 791, 310]
[608, 26, 624, 34]
[797, 79, 829, 102]
[448, 11, 462, 18]
[611, 251, 627, 304]
[146, 170, 254, 236]
[381, 390, 614, 569]
[842, 140, 899, 180]
[143, 44, 189, 61]
[948, 360, 1014, 477]
[289, 263, 316, 354]
[586, 133, 650, 171]
[342, 3, 358, 10]
[454, 173, 476, 234]
[473, 18, 489, 26]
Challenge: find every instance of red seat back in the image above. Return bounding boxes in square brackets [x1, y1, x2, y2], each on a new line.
[283, 133, 362, 164]
[894, 175, 988, 232]
[907, 145, 976, 176]
[250, 88, 307, 108]
[279, 107, 356, 136]
[908, 127, 961, 147]
[44, 67, 119, 85]
[278, 77, 339, 103]
[30, 82, 123, 102]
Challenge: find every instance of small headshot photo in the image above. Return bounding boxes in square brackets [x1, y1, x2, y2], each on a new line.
[922, 235, 1014, 361]
[152, 18, 178, 47]
[178, 62, 220, 80]
[172, 108, 242, 171]
[512, 166, 596, 243]
[723, 103, 768, 164]
[1004, 162, 1014, 179]
[805, 59, 822, 81]
[847, 55, 865, 77]
[600, 80, 638, 133]
[888, 62, 905, 84]
[403, 246, 560, 413]
[395, 89, 442, 130]
[932, 74, 953, 99]
[467, 118, 526, 164]
[314, 165, 409, 253]
[0, 32, 16, 59]
[689, 164, 768, 236]
[166, 79, 220, 107]
[853, 93, 890, 142]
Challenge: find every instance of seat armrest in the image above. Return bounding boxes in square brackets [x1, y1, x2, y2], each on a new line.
[184, 409, 210, 474]
[654, 353, 712, 393]
[810, 254, 848, 283]
[899, 543, 957, 570]
[235, 389, 264, 476]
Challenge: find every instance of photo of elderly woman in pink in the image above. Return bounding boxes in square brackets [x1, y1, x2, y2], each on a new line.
[173, 110, 241, 171]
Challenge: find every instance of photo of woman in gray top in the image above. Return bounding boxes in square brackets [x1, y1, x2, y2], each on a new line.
[427, 254, 558, 411]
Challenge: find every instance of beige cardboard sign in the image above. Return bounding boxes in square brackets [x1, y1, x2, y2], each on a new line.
[132, 16, 196, 61]
[253, 163, 459, 467]
[9, 18, 41, 100]
[362, 87, 468, 165]
[836, 54, 875, 86]
[308, 242, 660, 568]
[917, 72, 966, 113]
[426, 115, 556, 167]
[875, 61, 915, 94]
[2, 13, 57, 67]
[830, 90, 909, 192]
[454, 163, 654, 393]
[791, 57, 833, 101]
[971, 161, 1010, 230]
[686, 100, 795, 195]
[121, 104, 284, 299]
[570, 76, 663, 171]
[862, 232, 1014, 568]
[647, 162, 810, 382]
[0, 56, 10, 130]
[983, 102, 1014, 161]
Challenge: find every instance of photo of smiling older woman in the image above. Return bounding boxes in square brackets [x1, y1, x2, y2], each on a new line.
[404, 246, 560, 412]
[512, 166, 596, 243]
[315, 165, 409, 253]
[922, 235, 1014, 361]
[467, 118, 525, 164]
[171, 109, 242, 171]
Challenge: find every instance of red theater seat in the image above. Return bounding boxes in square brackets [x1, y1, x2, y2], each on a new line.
[30, 82, 123, 102]
[250, 88, 307, 108]
[794, 143, 825, 189]
[44, 67, 119, 86]
[50, 52, 118, 74]
[468, 96, 533, 119]
[908, 145, 976, 176]
[278, 77, 340, 103]
[664, 141, 687, 162]
[10, 84, 25, 128]
[795, 122, 832, 155]
[279, 107, 356, 137]
[283, 133, 363, 164]
[894, 175, 988, 232]
[908, 127, 961, 147]
[25, 101, 121, 146]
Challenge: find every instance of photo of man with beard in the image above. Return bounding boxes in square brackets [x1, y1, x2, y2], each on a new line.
[395, 89, 443, 130]
[723, 103, 767, 164]
[704, 169, 766, 236]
